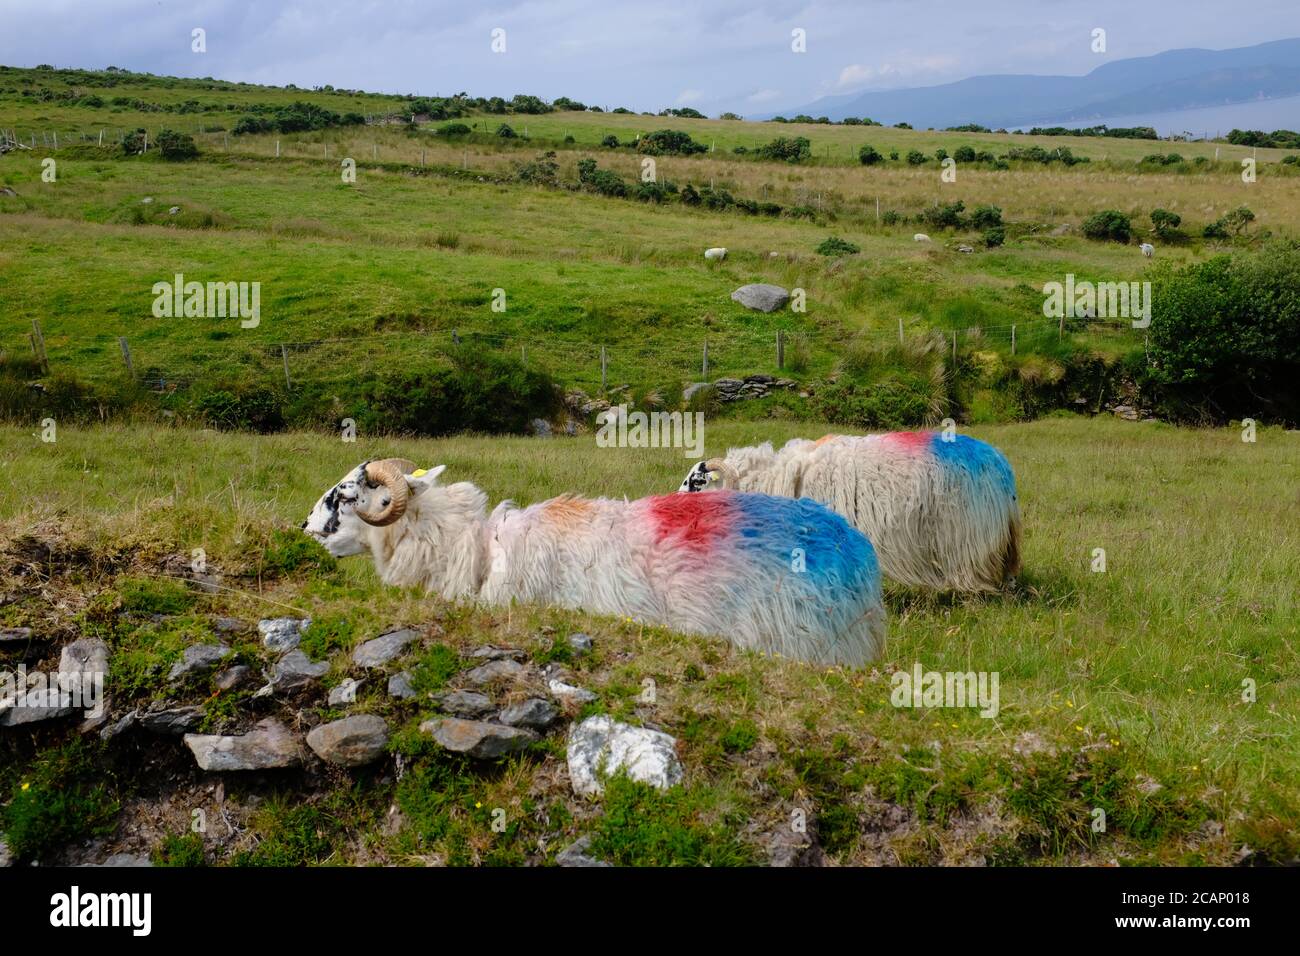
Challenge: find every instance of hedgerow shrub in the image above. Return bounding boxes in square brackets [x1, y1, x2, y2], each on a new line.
[1147, 241, 1300, 422]
[1082, 209, 1132, 243]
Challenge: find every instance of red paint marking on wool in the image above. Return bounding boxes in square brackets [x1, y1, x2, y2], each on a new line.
[882, 430, 934, 453]
[647, 491, 735, 552]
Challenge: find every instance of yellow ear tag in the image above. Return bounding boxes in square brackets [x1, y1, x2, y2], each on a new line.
[410, 468, 428, 478]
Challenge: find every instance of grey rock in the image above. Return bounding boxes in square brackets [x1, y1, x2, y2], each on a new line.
[0, 838, 11, 867]
[530, 418, 552, 437]
[548, 678, 597, 705]
[138, 705, 204, 735]
[269, 650, 329, 691]
[306, 715, 389, 767]
[258, 617, 309, 652]
[328, 677, 363, 706]
[567, 715, 683, 797]
[99, 710, 139, 741]
[568, 632, 593, 654]
[183, 718, 303, 771]
[463, 658, 527, 686]
[352, 627, 421, 668]
[0, 686, 80, 726]
[433, 689, 494, 717]
[956, 244, 975, 254]
[682, 382, 710, 403]
[60, 637, 109, 688]
[167, 643, 232, 682]
[387, 672, 416, 699]
[0, 627, 34, 643]
[212, 617, 248, 636]
[168, 205, 180, 215]
[213, 665, 255, 692]
[419, 717, 538, 759]
[499, 698, 559, 730]
[556, 835, 611, 868]
[730, 283, 790, 313]
[469, 644, 526, 662]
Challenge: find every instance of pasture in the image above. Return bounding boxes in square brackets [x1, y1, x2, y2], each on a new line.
[1, 64, 1297, 867]
[0, 417, 1296, 865]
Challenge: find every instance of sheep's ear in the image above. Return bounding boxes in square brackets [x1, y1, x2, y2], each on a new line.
[404, 464, 446, 498]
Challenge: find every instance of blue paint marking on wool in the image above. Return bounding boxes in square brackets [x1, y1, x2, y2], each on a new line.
[729, 491, 879, 590]
[928, 433, 1017, 497]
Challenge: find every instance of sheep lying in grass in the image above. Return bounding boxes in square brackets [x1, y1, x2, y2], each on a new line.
[679, 431, 1021, 592]
[303, 459, 887, 665]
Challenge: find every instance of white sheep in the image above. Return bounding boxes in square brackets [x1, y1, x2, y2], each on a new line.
[704, 247, 727, 260]
[304, 459, 887, 666]
[679, 431, 1021, 592]
[913, 233, 932, 242]
[1140, 243, 1155, 257]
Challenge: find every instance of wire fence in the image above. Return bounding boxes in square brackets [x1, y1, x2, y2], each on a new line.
[16, 314, 1138, 399]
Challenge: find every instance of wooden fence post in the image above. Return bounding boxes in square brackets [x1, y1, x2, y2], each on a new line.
[600, 346, 607, 390]
[776, 330, 785, 370]
[30, 320, 48, 373]
[952, 330, 957, 367]
[275, 139, 280, 157]
[118, 337, 134, 379]
[702, 341, 709, 378]
[1011, 325, 1017, 355]
[281, 345, 292, 388]
[898, 317, 904, 344]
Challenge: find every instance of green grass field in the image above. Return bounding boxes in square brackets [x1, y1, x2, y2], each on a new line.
[1, 64, 1297, 867]
[1, 417, 1296, 865]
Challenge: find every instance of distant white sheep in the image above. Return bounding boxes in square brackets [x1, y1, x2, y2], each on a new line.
[679, 431, 1022, 592]
[1140, 243, 1155, 257]
[704, 247, 727, 260]
[304, 459, 887, 665]
[913, 233, 931, 243]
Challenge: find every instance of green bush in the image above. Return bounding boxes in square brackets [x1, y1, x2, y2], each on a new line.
[857, 145, 883, 165]
[154, 128, 198, 160]
[970, 204, 1003, 229]
[953, 145, 976, 163]
[434, 122, 471, 137]
[362, 345, 559, 436]
[983, 226, 1006, 248]
[1147, 241, 1300, 422]
[1150, 208, 1182, 240]
[495, 123, 517, 138]
[192, 384, 285, 432]
[921, 200, 966, 230]
[1081, 209, 1132, 243]
[600, 134, 620, 148]
[636, 129, 706, 156]
[816, 236, 860, 256]
[757, 136, 811, 162]
[576, 158, 628, 197]
[906, 149, 927, 165]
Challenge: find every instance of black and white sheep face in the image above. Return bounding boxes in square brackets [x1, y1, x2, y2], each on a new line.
[678, 461, 715, 493]
[301, 463, 444, 557]
[302, 464, 375, 557]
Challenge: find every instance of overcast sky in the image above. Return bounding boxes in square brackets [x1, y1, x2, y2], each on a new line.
[3, 0, 1298, 115]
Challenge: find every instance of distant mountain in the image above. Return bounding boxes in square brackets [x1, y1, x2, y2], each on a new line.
[763, 38, 1300, 129]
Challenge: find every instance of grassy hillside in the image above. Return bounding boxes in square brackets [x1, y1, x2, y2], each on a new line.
[0, 417, 1296, 865]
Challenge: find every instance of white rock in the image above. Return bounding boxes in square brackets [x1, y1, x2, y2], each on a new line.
[548, 678, 597, 704]
[258, 617, 310, 652]
[566, 715, 683, 797]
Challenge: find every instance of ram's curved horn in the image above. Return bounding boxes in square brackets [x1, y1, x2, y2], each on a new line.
[704, 457, 740, 487]
[355, 458, 417, 526]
